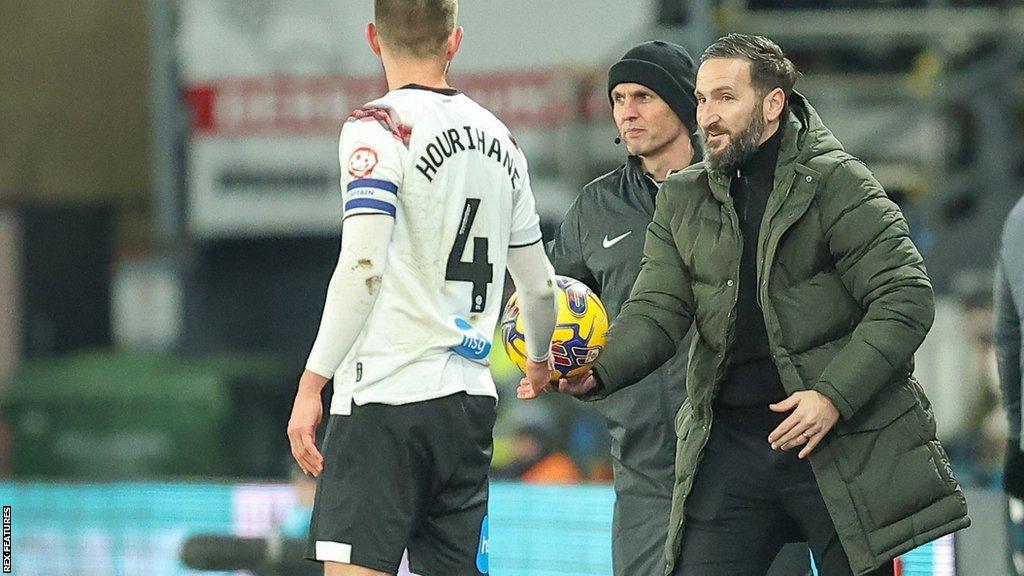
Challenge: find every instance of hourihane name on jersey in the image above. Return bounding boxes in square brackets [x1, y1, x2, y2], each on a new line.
[415, 125, 522, 189]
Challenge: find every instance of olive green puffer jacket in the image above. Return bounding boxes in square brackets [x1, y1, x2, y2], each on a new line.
[589, 92, 970, 576]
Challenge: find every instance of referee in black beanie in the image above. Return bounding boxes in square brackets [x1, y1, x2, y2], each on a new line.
[607, 40, 700, 146]
[549, 40, 811, 576]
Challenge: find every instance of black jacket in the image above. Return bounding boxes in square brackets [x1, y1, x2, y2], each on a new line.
[548, 156, 689, 499]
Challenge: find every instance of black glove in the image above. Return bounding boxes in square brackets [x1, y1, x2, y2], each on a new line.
[1006, 445, 1024, 499]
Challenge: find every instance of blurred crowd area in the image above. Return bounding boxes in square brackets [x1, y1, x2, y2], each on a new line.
[0, 0, 1022, 490]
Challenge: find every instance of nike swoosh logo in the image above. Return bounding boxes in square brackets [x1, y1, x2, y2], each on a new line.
[602, 231, 632, 248]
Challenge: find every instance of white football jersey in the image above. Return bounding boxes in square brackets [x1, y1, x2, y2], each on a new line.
[330, 84, 542, 414]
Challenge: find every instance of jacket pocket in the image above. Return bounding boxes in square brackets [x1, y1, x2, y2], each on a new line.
[669, 400, 696, 562]
[850, 439, 952, 532]
[830, 380, 953, 533]
[673, 401, 696, 490]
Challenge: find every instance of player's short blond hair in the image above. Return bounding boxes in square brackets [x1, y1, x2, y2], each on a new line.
[374, 0, 458, 59]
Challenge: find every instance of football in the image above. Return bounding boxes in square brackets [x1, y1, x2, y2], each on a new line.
[500, 275, 609, 381]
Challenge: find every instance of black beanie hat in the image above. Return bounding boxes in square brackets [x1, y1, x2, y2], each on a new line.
[608, 41, 698, 135]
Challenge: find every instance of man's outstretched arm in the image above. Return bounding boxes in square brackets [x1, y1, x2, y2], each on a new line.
[587, 184, 695, 399]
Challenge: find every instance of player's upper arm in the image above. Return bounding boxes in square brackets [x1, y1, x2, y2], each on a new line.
[340, 106, 409, 220]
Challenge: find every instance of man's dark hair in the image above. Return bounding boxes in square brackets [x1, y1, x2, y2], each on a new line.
[700, 33, 799, 97]
[375, 0, 457, 58]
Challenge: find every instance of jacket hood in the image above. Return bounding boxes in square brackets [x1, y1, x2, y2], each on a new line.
[782, 91, 844, 167]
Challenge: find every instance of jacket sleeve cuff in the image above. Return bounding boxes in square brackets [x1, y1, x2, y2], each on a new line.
[581, 363, 618, 401]
[813, 380, 856, 421]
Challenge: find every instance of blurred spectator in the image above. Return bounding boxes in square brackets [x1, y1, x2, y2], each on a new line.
[995, 194, 1024, 575]
[954, 293, 1006, 485]
[495, 424, 583, 484]
[280, 460, 317, 539]
[568, 411, 615, 482]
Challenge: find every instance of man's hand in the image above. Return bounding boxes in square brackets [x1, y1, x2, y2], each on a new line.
[768, 390, 840, 459]
[287, 371, 326, 477]
[516, 356, 556, 399]
[556, 371, 598, 397]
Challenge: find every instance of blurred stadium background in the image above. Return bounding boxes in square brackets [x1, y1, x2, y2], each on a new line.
[1, 0, 1022, 574]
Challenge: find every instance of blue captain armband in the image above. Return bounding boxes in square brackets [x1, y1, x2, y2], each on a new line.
[344, 178, 399, 218]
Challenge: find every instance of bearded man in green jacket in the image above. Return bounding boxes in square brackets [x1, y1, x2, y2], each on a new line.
[520, 33, 969, 576]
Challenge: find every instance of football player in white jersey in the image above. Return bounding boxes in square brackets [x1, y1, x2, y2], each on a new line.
[286, 1, 558, 575]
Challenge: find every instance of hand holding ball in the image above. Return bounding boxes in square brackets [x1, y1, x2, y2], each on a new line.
[500, 276, 609, 384]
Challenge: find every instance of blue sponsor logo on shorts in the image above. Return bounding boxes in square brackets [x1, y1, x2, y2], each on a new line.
[476, 515, 489, 574]
[451, 317, 492, 362]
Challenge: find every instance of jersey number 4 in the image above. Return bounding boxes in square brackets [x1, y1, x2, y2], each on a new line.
[446, 198, 493, 313]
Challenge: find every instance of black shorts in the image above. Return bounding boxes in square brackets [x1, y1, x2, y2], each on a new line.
[305, 392, 496, 576]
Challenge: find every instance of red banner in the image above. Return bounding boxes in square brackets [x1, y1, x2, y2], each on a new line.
[185, 69, 577, 136]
